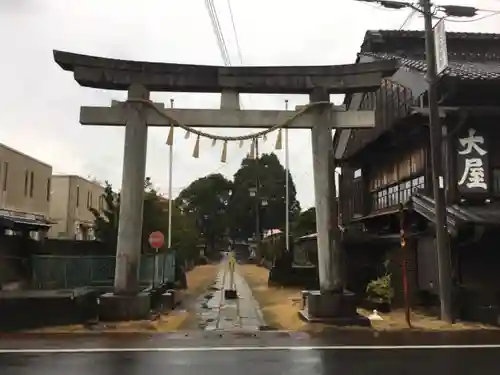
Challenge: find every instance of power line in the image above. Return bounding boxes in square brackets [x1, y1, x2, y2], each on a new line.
[399, 8, 417, 29]
[355, 0, 500, 23]
[205, 0, 231, 65]
[441, 11, 500, 23]
[359, 1, 402, 11]
[204, 0, 248, 109]
[227, 0, 243, 64]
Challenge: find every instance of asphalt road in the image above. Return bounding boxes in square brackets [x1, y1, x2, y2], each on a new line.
[1, 332, 500, 374]
[1, 346, 499, 374]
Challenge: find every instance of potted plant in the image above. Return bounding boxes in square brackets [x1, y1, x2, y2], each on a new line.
[365, 273, 394, 313]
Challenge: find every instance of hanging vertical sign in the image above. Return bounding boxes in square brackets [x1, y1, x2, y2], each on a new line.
[457, 127, 489, 194]
[434, 19, 448, 76]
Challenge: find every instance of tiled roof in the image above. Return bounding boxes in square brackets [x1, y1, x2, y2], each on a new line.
[360, 51, 500, 81]
[365, 29, 500, 42]
[359, 29, 500, 81]
[410, 193, 500, 236]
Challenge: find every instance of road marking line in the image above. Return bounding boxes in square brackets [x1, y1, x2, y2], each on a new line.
[1, 344, 500, 353]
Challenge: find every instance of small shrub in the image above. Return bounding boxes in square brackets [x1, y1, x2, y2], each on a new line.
[366, 273, 394, 303]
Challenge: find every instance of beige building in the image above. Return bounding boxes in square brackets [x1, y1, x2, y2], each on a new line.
[0, 143, 52, 230]
[49, 175, 105, 240]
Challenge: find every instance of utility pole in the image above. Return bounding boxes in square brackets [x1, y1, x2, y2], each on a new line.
[167, 98, 174, 249]
[284, 100, 290, 252]
[420, 0, 453, 323]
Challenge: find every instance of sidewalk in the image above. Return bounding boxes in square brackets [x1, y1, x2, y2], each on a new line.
[239, 264, 500, 333]
[20, 264, 220, 333]
[195, 262, 266, 331]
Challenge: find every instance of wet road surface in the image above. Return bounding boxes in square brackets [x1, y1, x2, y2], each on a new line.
[1, 344, 499, 374]
[1, 332, 500, 374]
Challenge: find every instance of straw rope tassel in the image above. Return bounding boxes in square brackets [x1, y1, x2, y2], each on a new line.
[249, 139, 255, 159]
[192, 135, 200, 158]
[166, 124, 174, 146]
[221, 141, 228, 163]
[212, 138, 217, 147]
[184, 129, 191, 139]
[275, 128, 283, 150]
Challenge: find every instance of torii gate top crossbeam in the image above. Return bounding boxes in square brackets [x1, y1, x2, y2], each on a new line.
[53, 50, 397, 94]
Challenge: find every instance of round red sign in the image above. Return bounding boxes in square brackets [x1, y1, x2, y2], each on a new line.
[148, 231, 165, 249]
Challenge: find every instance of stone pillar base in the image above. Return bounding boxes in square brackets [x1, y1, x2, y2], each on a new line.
[99, 292, 151, 321]
[299, 290, 370, 326]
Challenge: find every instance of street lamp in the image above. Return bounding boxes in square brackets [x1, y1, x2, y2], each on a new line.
[356, 0, 479, 323]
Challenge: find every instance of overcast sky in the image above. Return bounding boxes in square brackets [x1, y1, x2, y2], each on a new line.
[1, 0, 498, 209]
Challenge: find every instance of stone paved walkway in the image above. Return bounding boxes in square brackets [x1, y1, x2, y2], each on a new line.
[196, 260, 266, 331]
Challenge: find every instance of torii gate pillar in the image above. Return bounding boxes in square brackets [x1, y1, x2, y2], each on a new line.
[302, 89, 368, 325]
[100, 84, 152, 321]
[114, 84, 149, 295]
[309, 88, 341, 291]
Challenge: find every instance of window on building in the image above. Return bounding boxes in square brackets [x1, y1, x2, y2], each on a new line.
[29, 171, 34, 197]
[87, 191, 93, 209]
[76, 186, 80, 207]
[388, 185, 398, 206]
[24, 170, 29, 196]
[371, 176, 425, 211]
[354, 169, 362, 179]
[399, 180, 412, 203]
[46, 178, 51, 202]
[99, 195, 103, 211]
[2, 162, 7, 192]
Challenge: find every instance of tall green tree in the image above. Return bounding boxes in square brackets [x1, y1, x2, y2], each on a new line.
[227, 153, 301, 241]
[293, 207, 317, 237]
[90, 178, 200, 259]
[177, 173, 233, 255]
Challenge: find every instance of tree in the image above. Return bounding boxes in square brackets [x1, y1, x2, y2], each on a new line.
[90, 178, 200, 260]
[177, 173, 233, 256]
[293, 207, 317, 237]
[227, 153, 301, 241]
[90, 181, 119, 251]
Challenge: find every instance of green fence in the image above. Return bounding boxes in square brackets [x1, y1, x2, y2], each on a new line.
[31, 252, 176, 290]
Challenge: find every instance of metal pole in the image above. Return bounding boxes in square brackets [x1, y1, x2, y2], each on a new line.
[284, 100, 290, 252]
[399, 204, 412, 328]
[167, 99, 174, 249]
[255, 138, 261, 256]
[421, 0, 453, 323]
[229, 252, 235, 290]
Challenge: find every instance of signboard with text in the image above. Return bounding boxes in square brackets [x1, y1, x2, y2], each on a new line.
[434, 19, 448, 76]
[456, 127, 489, 194]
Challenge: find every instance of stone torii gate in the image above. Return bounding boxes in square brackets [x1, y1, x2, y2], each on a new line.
[53, 50, 396, 321]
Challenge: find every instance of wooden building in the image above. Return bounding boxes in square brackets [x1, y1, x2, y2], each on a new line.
[334, 30, 500, 319]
